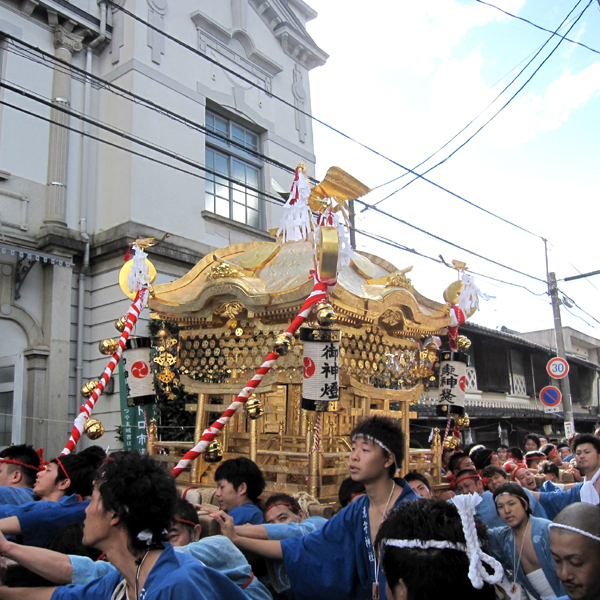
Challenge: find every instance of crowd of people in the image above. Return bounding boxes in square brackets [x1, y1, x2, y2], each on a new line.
[0, 421, 597, 600]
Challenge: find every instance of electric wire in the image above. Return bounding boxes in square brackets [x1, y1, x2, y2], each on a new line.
[474, 0, 600, 56]
[0, 78, 547, 286]
[369, 0, 597, 195]
[369, 0, 594, 207]
[7, 93, 594, 329]
[100, 0, 545, 241]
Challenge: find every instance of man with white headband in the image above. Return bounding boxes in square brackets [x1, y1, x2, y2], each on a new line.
[488, 482, 565, 600]
[549, 503, 600, 600]
[375, 496, 502, 599]
[211, 414, 420, 600]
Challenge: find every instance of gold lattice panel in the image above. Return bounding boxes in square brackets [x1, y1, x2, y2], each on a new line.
[178, 321, 303, 384]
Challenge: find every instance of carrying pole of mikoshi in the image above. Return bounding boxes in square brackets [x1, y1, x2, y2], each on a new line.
[61, 288, 149, 455]
[171, 280, 330, 478]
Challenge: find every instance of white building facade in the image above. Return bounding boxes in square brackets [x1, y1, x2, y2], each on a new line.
[0, 0, 326, 456]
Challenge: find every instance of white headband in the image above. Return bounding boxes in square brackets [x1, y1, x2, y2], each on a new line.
[383, 495, 503, 590]
[352, 434, 398, 469]
[549, 523, 600, 543]
[386, 539, 467, 552]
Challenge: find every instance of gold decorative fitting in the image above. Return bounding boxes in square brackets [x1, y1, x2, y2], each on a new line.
[83, 418, 105, 440]
[444, 436, 459, 450]
[81, 380, 100, 399]
[386, 271, 413, 290]
[380, 309, 406, 329]
[155, 328, 170, 339]
[114, 316, 128, 333]
[154, 353, 176, 367]
[203, 439, 223, 463]
[99, 339, 119, 355]
[453, 413, 470, 428]
[207, 263, 246, 280]
[246, 395, 264, 420]
[274, 333, 292, 356]
[457, 336, 472, 350]
[214, 301, 245, 320]
[315, 303, 336, 327]
[157, 368, 175, 383]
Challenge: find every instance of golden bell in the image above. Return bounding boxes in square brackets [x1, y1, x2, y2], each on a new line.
[114, 316, 128, 333]
[453, 413, 470, 428]
[81, 380, 100, 399]
[316, 303, 336, 327]
[457, 335, 472, 350]
[274, 333, 291, 356]
[246, 395, 264, 420]
[155, 328, 170, 339]
[203, 439, 223, 463]
[83, 418, 105, 440]
[99, 339, 119, 355]
[444, 436, 459, 450]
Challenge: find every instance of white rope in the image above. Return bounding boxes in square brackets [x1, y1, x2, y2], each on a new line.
[450, 494, 504, 589]
[549, 523, 600, 543]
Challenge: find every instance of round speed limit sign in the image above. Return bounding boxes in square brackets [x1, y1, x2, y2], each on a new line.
[547, 357, 569, 380]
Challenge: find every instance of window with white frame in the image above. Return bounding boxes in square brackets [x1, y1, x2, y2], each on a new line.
[204, 111, 262, 229]
[0, 355, 24, 448]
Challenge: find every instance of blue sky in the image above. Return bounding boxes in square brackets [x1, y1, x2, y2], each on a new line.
[305, 0, 600, 340]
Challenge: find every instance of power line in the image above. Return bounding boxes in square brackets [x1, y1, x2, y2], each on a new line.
[474, 0, 600, 56]
[370, 0, 594, 206]
[0, 74, 547, 285]
[1, 87, 550, 298]
[102, 0, 545, 241]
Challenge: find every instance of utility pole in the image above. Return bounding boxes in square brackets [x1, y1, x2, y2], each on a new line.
[543, 239, 575, 435]
[548, 271, 575, 434]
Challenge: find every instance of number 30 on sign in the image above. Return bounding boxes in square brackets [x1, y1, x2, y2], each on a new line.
[547, 357, 569, 380]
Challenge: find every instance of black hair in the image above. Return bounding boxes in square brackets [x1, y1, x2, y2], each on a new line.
[492, 482, 531, 515]
[264, 493, 302, 516]
[52, 446, 106, 497]
[173, 498, 200, 538]
[338, 477, 366, 508]
[540, 443, 557, 457]
[448, 452, 469, 474]
[214, 457, 266, 503]
[523, 434, 541, 450]
[507, 446, 523, 461]
[556, 442, 570, 450]
[0, 444, 40, 487]
[573, 433, 600, 455]
[470, 448, 495, 471]
[538, 460, 560, 478]
[404, 471, 431, 491]
[376, 499, 494, 600]
[96, 451, 178, 552]
[350, 415, 406, 477]
[524, 451, 546, 468]
[481, 465, 508, 480]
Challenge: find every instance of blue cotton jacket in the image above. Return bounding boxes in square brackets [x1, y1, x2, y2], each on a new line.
[488, 516, 566, 600]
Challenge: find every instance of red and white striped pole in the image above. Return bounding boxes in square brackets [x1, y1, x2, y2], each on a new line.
[61, 287, 149, 455]
[171, 280, 329, 478]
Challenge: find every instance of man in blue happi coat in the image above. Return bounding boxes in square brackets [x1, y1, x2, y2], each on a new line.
[0, 445, 41, 506]
[0, 446, 105, 547]
[0, 497, 271, 600]
[488, 482, 565, 600]
[213, 457, 266, 525]
[212, 414, 420, 600]
[0, 450, 249, 600]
